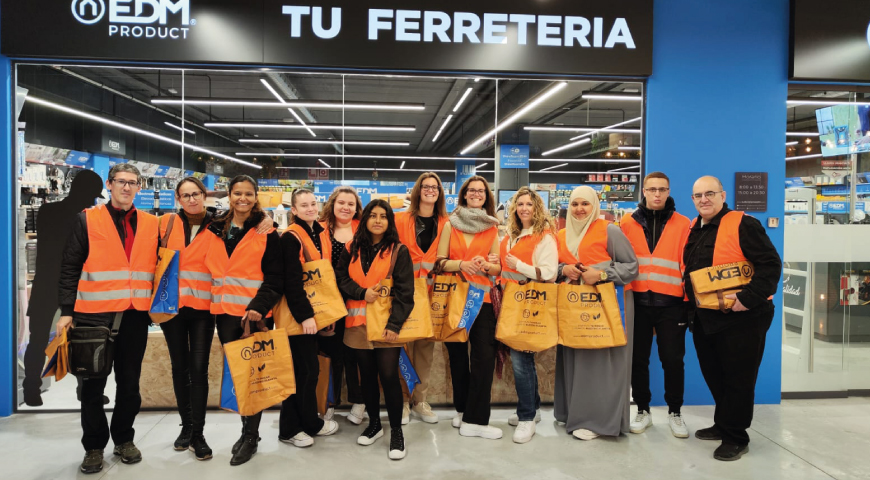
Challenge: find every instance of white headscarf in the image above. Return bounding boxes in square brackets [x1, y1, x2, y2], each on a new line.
[566, 186, 601, 258]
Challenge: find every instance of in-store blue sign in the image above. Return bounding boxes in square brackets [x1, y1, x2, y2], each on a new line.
[65, 150, 91, 166]
[499, 144, 529, 169]
[455, 160, 477, 188]
[158, 190, 175, 209]
[135, 190, 155, 210]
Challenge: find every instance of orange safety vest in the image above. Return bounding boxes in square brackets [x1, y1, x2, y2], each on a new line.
[557, 219, 630, 290]
[396, 212, 448, 281]
[689, 211, 748, 265]
[345, 245, 394, 328]
[205, 227, 273, 317]
[75, 204, 158, 313]
[159, 214, 214, 311]
[498, 231, 551, 285]
[319, 219, 359, 262]
[448, 225, 497, 302]
[287, 223, 325, 262]
[621, 212, 690, 297]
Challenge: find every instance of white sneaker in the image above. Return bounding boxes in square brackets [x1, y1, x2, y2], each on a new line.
[317, 420, 339, 436]
[572, 428, 599, 440]
[411, 402, 439, 424]
[322, 407, 334, 421]
[280, 432, 314, 447]
[459, 423, 503, 440]
[347, 404, 366, 425]
[668, 413, 689, 438]
[512, 421, 536, 444]
[630, 410, 653, 434]
[401, 402, 410, 425]
[508, 410, 542, 427]
[452, 413, 462, 428]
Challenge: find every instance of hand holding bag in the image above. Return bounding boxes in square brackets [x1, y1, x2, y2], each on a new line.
[42, 327, 70, 381]
[365, 247, 434, 343]
[495, 281, 559, 352]
[150, 214, 180, 324]
[689, 261, 754, 312]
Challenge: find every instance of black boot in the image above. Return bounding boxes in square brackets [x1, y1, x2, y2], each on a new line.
[23, 389, 43, 407]
[174, 424, 193, 451]
[231, 418, 247, 455]
[189, 434, 213, 461]
[230, 435, 258, 466]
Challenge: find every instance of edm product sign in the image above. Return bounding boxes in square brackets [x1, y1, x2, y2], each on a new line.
[499, 144, 529, 169]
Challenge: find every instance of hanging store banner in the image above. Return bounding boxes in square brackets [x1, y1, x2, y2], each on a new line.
[1, 0, 653, 76]
[792, 0, 870, 81]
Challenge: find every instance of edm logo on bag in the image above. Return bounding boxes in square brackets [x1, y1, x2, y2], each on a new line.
[515, 289, 548, 304]
[433, 282, 457, 293]
[378, 285, 391, 297]
[241, 339, 276, 360]
[71, 0, 195, 39]
[302, 268, 323, 284]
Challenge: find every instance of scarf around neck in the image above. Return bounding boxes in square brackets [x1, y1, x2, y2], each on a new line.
[449, 206, 499, 234]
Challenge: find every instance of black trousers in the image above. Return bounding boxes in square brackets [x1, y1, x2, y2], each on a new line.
[22, 299, 57, 396]
[444, 303, 497, 426]
[355, 347, 403, 427]
[159, 307, 215, 435]
[279, 334, 325, 438]
[693, 307, 774, 446]
[316, 320, 364, 405]
[631, 303, 688, 413]
[80, 310, 149, 451]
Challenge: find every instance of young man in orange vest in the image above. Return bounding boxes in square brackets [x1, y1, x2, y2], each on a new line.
[57, 164, 159, 474]
[622, 172, 691, 439]
[683, 176, 781, 462]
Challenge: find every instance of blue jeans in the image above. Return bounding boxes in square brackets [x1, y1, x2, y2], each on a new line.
[510, 349, 540, 421]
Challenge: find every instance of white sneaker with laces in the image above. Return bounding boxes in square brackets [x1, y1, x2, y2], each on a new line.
[512, 421, 536, 444]
[668, 413, 689, 438]
[322, 407, 334, 421]
[401, 402, 410, 425]
[452, 413, 462, 428]
[572, 428, 599, 441]
[281, 432, 314, 447]
[317, 420, 339, 436]
[508, 410, 542, 427]
[411, 402, 439, 424]
[459, 423, 503, 440]
[347, 404, 366, 425]
[630, 410, 653, 434]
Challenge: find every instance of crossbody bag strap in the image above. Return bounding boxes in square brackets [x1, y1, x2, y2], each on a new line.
[288, 231, 314, 263]
[109, 312, 124, 339]
[160, 213, 177, 249]
[386, 245, 400, 279]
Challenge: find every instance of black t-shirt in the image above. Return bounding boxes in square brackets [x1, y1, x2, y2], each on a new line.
[417, 215, 437, 253]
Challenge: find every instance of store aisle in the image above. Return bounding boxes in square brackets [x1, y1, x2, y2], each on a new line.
[1, 400, 867, 480]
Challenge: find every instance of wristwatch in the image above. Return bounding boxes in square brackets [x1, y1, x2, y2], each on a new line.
[599, 271, 608, 282]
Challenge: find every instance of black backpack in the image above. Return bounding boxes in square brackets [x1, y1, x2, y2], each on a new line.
[68, 313, 122, 379]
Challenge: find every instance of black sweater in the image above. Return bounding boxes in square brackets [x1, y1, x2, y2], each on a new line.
[336, 243, 414, 333]
[207, 211, 284, 317]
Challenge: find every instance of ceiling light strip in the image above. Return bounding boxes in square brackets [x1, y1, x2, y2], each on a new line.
[608, 165, 642, 172]
[618, 146, 641, 151]
[475, 163, 488, 169]
[787, 99, 870, 106]
[317, 159, 331, 169]
[151, 97, 426, 111]
[236, 152, 487, 161]
[785, 141, 799, 146]
[204, 122, 415, 132]
[164, 121, 195, 135]
[540, 163, 569, 171]
[541, 137, 591, 156]
[261, 79, 317, 137]
[453, 87, 473, 113]
[569, 117, 643, 141]
[786, 153, 823, 161]
[524, 125, 641, 133]
[27, 96, 260, 169]
[276, 166, 454, 173]
[582, 93, 643, 101]
[432, 114, 453, 142]
[239, 139, 409, 146]
[785, 132, 819, 137]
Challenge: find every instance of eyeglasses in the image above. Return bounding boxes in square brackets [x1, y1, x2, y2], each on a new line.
[644, 187, 670, 194]
[180, 191, 204, 202]
[466, 188, 487, 196]
[692, 191, 722, 200]
[421, 185, 440, 192]
[111, 179, 139, 188]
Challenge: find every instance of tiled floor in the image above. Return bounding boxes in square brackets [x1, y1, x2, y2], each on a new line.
[2, 399, 868, 480]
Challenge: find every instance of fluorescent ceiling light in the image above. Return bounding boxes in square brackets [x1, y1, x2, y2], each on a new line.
[432, 114, 453, 142]
[239, 139, 409, 146]
[203, 121, 415, 132]
[277, 166, 453, 173]
[608, 165, 642, 172]
[787, 98, 870, 106]
[461, 82, 568, 154]
[582, 93, 643, 101]
[786, 132, 819, 137]
[236, 153, 486, 161]
[474, 78, 481, 82]
[785, 141, 799, 146]
[164, 121, 195, 135]
[529, 170, 640, 175]
[318, 159, 331, 168]
[260, 79, 317, 137]
[26, 96, 260, 169]
[151, 97, 426, 111]
[569, 117, 643, 141]
[475, 163, 488, 169]
[541, 138, 591, 156]
[400, 161, 406, 169]
[618, 146, 641, 151]
[786, 153, 823, 161]
[453, 88, 473, 113]
[530, 158, 640, 164]
[524, 125, 640, 134]
[540, 163, 569, 171]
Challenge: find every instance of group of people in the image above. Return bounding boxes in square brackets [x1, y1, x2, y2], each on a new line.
[55, 163, 781, 474]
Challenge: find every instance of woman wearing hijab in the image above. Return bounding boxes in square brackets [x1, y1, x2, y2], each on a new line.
[555, 186, 638, 440]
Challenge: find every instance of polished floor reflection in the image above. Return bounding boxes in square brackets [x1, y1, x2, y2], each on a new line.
[2, 399, 868, 480]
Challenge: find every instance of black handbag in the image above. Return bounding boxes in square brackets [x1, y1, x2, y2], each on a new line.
[68, 312, 123, 379]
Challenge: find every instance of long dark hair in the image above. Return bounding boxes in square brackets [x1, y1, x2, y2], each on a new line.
[349, 199, 400, 262]
[407, 172, 447, 219]
[457, 175, 496, 217]
[221, 175, 264, 239]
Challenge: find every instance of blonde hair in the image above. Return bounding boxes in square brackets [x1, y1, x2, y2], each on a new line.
[507, 187, 554, 239]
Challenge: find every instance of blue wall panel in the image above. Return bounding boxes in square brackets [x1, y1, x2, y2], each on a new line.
[0, 54, 13, 417]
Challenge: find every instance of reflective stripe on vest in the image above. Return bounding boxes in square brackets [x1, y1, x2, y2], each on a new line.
[448, 225, 497, 301]
[205, 227, 270, 316]
[498, 231, 551, 285]
[345, 245, 394, 328]
[160, 213, 214, 310]
[397, 212, 447, 283]
[621, 213, 689, 297]
[75, 204, 159, 313]
[557, 219, 631, 290]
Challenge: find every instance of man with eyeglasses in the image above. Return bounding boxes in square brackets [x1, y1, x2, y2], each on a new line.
[56, 163, 160, 474]
[683, 175, 781, 462]
[621, 172, 691, 439]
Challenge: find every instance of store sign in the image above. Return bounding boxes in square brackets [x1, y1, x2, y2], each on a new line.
[792, 0, 870, 81]
[734, 172, 767, 212]
[1, 0, 653, 76]
[101, 135, 126, 156]
[455, 160, 477, 187]
[499, 144, 529, 169]
[782, 272, 806, 311]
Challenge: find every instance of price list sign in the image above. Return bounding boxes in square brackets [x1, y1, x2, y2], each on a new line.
[734, 172, 768, 212]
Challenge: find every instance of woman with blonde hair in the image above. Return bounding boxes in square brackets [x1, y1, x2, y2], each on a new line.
[497, 187, 558, 444]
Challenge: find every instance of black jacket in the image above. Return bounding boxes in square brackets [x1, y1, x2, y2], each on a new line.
[336, 243, 414, 333]
[683, 204, 782, 333]
[279, 220, 322, 323]
[59, 204, 155, 326]
[207, 211, 284, 317]
[631, 197, 686, 307]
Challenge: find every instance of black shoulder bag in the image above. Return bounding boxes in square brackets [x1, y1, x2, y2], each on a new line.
[68, 312, 123, 379]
